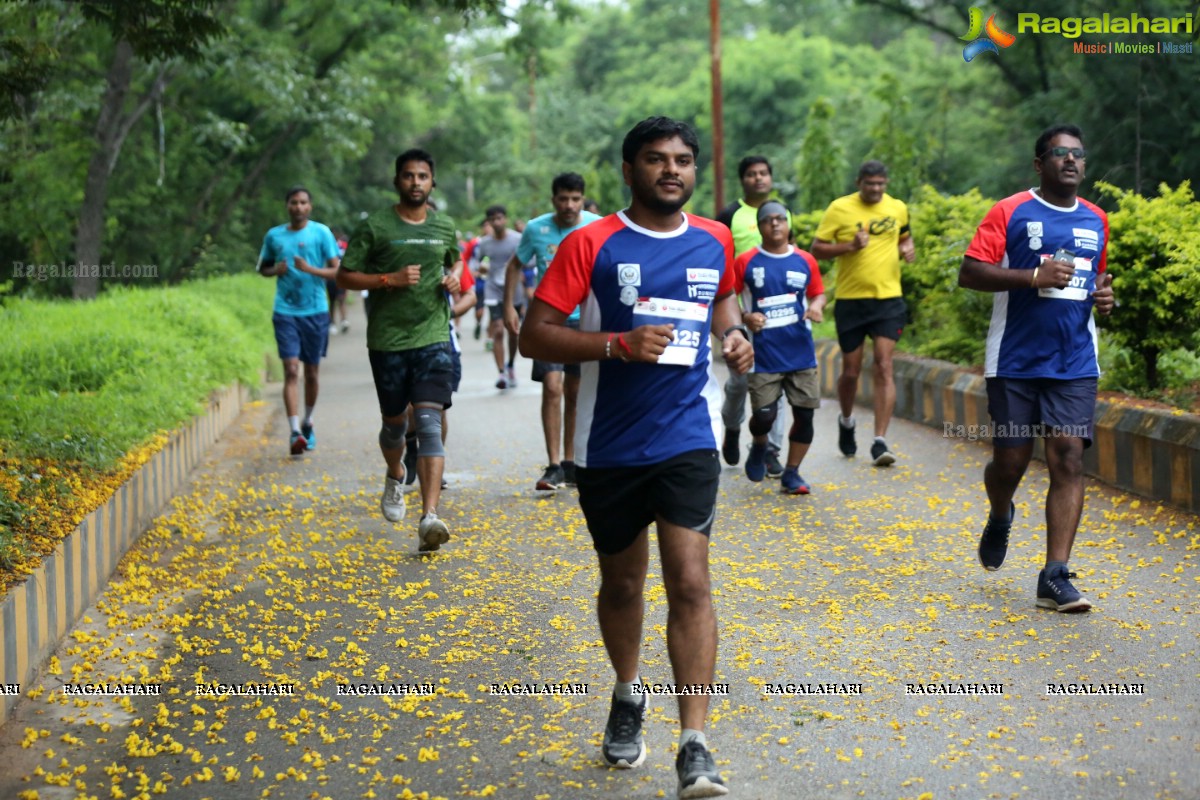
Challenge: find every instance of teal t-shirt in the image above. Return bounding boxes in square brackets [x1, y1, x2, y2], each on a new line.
[340, 207, 459, 352]
[516, 210, 601, 322]
[258, 221, 339, 316]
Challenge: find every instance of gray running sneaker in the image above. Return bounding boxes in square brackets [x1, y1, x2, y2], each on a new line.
[675, 736, 728, 798]
[417, 512, 450, 552]
[381, 474, 406, 522]
[602, 693, 646, 769]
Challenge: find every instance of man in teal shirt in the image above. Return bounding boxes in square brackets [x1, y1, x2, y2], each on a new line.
[337, 149, 462, 552]
[256, 186, 341, 456]
[502, 173, 601, 490]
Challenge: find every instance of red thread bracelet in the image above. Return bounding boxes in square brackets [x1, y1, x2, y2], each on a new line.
[617, 334, 632, 356]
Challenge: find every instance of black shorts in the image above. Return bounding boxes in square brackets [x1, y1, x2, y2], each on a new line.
[532, 319, 581, 381]
[368, 342, 455, 418]
[834, 297, 907, 353]
[487, 303, 522, 325]
[532, 359, 581, 381]
[986, 377, 1096, 448]
[575, 449, 721, 555]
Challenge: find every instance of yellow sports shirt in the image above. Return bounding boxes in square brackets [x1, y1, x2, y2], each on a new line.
[814, 192, 909, 299]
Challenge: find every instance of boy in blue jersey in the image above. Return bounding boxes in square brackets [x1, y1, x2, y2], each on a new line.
[959, 124, 1115, 612]
[502, 172, 602, 490]
[732, 202, 827, 494]
[256, 186, 342, 455]
[715, 156, 790, 475]
[521, 116, 751, 799]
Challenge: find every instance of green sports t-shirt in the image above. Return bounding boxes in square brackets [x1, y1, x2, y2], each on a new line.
[341, 207, 458, 352]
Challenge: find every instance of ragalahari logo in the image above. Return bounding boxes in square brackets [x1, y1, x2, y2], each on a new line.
[960, 7, 1016, 61]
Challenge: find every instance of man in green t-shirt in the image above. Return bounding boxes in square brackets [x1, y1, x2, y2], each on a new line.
[337, 148, 462, 552]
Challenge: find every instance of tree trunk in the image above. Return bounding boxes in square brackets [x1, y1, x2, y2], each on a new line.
[72, 40, 173, 299]
[1142, 345, 1160, 390]
[73, 40, 134, 299]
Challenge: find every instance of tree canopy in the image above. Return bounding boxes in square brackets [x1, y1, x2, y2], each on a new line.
[2, 0, 1197, 298]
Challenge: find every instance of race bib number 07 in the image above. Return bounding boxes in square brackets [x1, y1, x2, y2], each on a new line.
[632, 298, 709, 367]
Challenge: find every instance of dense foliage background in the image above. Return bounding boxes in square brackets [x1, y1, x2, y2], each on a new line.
[2, 0, 1198, 399]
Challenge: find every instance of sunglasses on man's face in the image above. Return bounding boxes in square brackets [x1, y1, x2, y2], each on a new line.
[1042, 146, 1086, 160]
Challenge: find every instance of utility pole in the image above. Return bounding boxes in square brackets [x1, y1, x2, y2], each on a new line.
[710, 0, 725, 214]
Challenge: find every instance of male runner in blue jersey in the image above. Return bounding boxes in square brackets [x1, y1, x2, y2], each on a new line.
[521, 116, 751, 799]
[959, 123, 1115, 612]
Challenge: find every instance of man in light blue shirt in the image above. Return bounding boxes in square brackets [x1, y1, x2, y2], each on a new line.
[257, 186, 341, 455]
[503, 173, 601, 490]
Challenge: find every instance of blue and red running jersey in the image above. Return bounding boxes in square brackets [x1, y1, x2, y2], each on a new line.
[535, 211, 735, 468]
[731, 245, 824, 375]
[965, 190, 1108, 379]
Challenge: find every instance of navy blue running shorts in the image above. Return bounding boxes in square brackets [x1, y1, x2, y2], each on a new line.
[985, 377, 1097, 448]
[575, 449, 721, 555]
[273, 312, 329, 364]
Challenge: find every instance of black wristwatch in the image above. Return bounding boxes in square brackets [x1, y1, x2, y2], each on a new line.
[721, 324, 750, 342]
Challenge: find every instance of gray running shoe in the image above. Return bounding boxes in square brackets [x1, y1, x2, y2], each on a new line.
[381, 474, 406, 522]
[417, 512, 450, 552]
[675, 737, 728, 798]
[602, 693, 646, 768]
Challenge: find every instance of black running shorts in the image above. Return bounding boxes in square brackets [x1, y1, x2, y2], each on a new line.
[575, 449, 721, 555]
[834, 297, 907, 353]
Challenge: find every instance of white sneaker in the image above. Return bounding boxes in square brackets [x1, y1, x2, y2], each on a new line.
[418, 512, 450, 552]
[329, 324, 338, 336]
[506, 365, 517, 388]
[381, 474, 406, 522]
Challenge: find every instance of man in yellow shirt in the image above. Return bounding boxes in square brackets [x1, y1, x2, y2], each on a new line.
[811, 161, 915, 466]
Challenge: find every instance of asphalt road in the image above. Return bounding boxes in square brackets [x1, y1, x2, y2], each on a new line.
[1, 310, 1197, 800]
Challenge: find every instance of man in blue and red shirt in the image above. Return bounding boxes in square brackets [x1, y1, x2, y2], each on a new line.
[959, 123, 1115, 613]
[521, 116, 751, 799]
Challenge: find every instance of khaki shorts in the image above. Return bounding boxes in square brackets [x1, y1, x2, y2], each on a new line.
[748, 368, 820, 410]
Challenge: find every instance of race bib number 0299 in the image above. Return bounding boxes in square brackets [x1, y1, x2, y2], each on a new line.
[632, 298, 709, 367]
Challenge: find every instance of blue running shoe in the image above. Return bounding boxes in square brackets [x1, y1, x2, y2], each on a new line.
[1036, 565, 1093, 613]
[744, 443, 767, 482]
[781, 467, 810, 495]
[301, 423, 315, 451]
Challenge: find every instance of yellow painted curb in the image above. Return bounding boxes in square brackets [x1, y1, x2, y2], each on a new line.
[0, 383, 248, 720]
[814, 339, 1200, 513]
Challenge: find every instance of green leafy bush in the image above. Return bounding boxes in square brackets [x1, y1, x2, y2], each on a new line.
[900, 185, 996, 365]
[1095, 181, 1200, 391]
[0, 274, 275, 469]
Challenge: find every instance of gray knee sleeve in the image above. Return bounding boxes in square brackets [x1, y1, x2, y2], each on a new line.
[379, 419, 407, 450]
[414, 406, 445, 458]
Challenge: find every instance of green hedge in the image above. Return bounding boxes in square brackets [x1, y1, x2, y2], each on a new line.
[0, 274, 275, 470]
